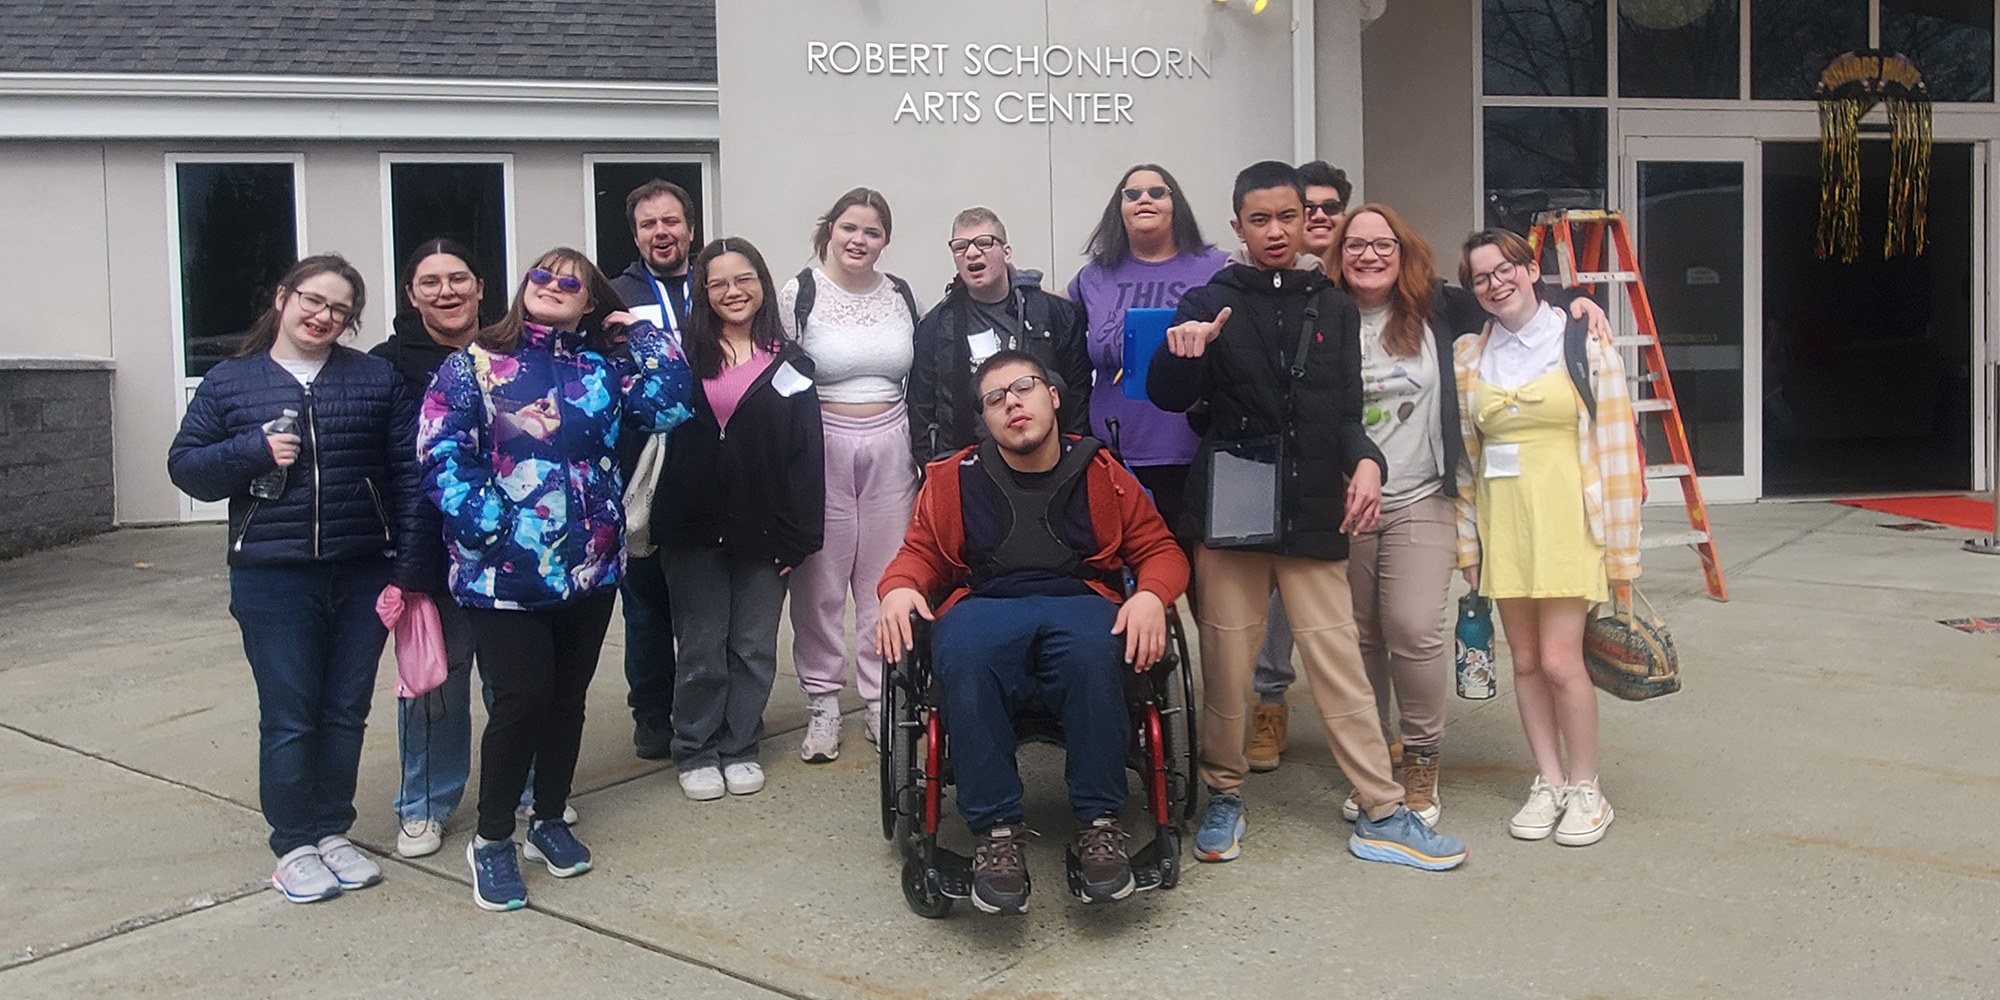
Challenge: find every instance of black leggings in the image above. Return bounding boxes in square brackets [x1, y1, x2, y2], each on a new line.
[466, 592, 617, 841]
[1134, 462, 1196, 612]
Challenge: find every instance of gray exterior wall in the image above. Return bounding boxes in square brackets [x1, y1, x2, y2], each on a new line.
[1361, 0, 1477, 262]
[0, 360, 115, 558]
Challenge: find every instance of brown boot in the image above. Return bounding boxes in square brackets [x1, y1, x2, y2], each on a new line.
[1246, 702, 1287, 772]
[1403, 750, 1441, 826]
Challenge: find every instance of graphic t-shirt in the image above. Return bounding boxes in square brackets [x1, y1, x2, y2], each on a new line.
[1357, 304, 1444, 510]
[1067, 247, 1228, 466]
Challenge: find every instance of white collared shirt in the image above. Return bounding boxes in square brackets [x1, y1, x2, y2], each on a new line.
[1478, 301, 1564, 390]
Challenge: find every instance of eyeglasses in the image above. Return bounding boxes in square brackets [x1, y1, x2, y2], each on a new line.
[413, 272, 476, 299]
[527, 268, 584, 295]
[1122, 185, 1171, 202]
[949, 234, 1005, 255]
[1469, 260, 1524, 292]
[705, 273, 761, 294]
[979, 374, 1047, 410]
[291, 289, 354, 326]
[1305, 199, 1345, 218]
[1341, 236, 1400, 258]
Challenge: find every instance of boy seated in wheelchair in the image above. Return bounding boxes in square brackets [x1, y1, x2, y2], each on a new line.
[876, 350, 1189, 915]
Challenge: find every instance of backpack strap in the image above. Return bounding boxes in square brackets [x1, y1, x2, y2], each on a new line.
[886, 274, 921, 326]
[792, 266, 817, 338]
[1562, 316, 1598, 422]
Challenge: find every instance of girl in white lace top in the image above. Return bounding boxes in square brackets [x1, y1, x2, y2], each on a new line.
[779, 188, 923, 764]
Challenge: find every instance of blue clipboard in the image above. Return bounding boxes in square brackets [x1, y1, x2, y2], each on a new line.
[1120, 308, 1176, 401]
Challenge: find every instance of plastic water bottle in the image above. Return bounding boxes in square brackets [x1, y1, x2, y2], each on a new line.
[1455, 590, 1497, 700]
[249, 409, 300, 500]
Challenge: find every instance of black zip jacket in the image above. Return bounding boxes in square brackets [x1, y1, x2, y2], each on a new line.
[908, 268, 1093, 465]
[167, 346, 427, 585]
[367, 316, 464, 590]
[651, 346, 826, 568]
[1147, 262, 1386, 563]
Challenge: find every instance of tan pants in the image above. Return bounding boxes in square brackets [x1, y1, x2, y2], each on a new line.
[1195, 546, 1404, 820]
[1350, 494, 1458, 755]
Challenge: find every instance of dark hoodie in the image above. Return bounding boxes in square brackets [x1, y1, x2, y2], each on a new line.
[908, 268, 1093, 465]
[368, 314, 465, 591]
[1146, 259, 1385, 563]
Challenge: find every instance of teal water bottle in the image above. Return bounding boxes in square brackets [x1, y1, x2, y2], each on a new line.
[1455, 590, 1497, 700]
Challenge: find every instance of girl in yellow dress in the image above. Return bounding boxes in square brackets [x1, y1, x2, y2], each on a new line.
[1452, 230, 1644, 848]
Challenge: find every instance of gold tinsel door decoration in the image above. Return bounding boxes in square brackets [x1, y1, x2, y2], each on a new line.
[1816, 50, 1932, 263]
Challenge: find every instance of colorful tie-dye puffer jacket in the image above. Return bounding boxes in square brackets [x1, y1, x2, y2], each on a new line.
[418, 321, 692, 610]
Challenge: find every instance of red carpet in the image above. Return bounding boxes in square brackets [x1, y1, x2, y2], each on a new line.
[1835, 494, 1995, 531]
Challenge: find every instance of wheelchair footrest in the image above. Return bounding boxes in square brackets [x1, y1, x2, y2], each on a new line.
[928, 847, 974, 900]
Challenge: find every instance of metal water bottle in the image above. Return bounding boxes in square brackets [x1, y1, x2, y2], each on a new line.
[249, 409, 300, 500]
[1455, 590, 1497, 700]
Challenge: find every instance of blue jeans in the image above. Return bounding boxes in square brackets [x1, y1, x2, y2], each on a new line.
[230, 558, 391, 856]
[931, 594, 1129, 833]
[621, 550, 677, 731]
[393, 596, 475, 825]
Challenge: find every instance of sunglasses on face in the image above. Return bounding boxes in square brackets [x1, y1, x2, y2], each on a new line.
[291, 289, 354, 326]
[980, 374, 1047, 410]
[1122, 185, 1172, 202]
[949, 234, 1005, 255]
[527, 268, 584, 294]
[1305, 199, 1345, 218]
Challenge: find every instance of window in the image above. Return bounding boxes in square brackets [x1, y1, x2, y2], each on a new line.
[588, 160, 706, 284]
[1751, 0, 1869, 99]
[1882, 0, 1995, 102]
[1483, 0, 1608, 96]
[172, 161, 299, 379]
[1483, 107, 1609, 233]
[385, 159, 511, 326]
[1619, 0, 1741, 99]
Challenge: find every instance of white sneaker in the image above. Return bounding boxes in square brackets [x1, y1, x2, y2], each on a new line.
[397, 818, 444, 858]
[1508, 776, 1569, 841]
[800, 707, 841, 763]
[515, 803, 579, 826]
[679, 766, 725, 801]
[864, 705, 882, 745]
[1554, 777, 1614, 846]
[724, 762, 766, 795]
[314, 835, 382, 890]
[271, 846, 342, 903]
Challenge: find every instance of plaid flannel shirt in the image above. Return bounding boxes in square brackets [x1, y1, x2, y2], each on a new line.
[1451, 322, 1644, 583]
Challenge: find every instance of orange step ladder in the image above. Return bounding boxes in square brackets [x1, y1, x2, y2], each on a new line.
[1529, 209, 1728, 602]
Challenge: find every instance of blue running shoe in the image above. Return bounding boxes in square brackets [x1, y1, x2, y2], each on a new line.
[524, 819, 593, 878]
[1194, 792, 1246, 862]
[467, 838, 527, 911]
[1350, 806, 1468, 871]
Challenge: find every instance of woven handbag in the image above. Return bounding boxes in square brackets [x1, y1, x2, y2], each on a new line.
[1583, 586, 1680, 701]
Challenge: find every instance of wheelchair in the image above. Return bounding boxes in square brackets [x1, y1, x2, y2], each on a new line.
[877, 596, 1198, 918]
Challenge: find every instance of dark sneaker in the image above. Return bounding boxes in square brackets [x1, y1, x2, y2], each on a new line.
[523, 819, 593, 878]
[634, 721, 673, 760]
[467, 838, 527, 912]
[971, 825, 1031, 915]
[1074, 816, 1135, 903]
[1350, 806, 1469, 871]
[1194, 791, 1247, 862]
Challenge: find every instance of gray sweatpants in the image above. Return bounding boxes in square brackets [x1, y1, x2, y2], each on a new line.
[664, 546, 787, 771]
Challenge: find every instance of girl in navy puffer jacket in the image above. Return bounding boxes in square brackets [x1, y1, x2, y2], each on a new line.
[169, 253, 427, 904]
[418, 246, 692, 911]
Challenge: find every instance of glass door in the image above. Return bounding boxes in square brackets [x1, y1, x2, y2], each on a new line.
[1621, 136, 1761, 502]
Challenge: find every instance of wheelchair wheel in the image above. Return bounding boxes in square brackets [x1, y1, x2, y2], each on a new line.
[1163, 607, 1200, 827]
[880, 665, 917, 843]
[901, 856, 953, 919]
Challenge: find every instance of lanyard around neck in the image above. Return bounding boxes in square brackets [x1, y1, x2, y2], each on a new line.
[649, 271, 691, 337]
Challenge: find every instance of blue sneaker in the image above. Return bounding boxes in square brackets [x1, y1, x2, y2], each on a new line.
[1350, 806, 1468, 871]
[467, 838, 527, 911]
[1194, 792, 1246, 862]
[524, 819, 593, 878]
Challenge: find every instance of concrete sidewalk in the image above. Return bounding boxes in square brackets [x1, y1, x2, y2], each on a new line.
[0, 501, 1996, 999]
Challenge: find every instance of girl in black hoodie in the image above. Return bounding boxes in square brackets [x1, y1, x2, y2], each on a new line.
[653, 238, 825, 801]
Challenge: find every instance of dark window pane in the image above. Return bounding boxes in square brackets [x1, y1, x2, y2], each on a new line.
[1637, 160, 1745, 476]
[175, 162, 297, 378]
[1883, 0, 1995, 102]
[591, 162, 705, 290]
[1751, 0, 1868, 99]
[1483, 106, 1608, 234]
[389, 162, 509, 325]
[1619, 0, 1741, 98]
[1483, 0, 1608, 96]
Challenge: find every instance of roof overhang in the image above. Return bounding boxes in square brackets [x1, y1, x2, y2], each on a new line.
[0, 72, 720, 141]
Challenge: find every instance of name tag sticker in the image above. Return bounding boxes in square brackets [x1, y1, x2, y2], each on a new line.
[1484, 442, 1523, 479]
[967, 329, 1000, 366]
[771, 361, 814, 398]
[629, 304, 666, 330]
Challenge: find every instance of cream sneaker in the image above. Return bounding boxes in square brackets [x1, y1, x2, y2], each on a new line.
[679, 766, 725, 801]
[396, 818, 444, 859]
[1554, 777, 1614, 846]
[723, 762, 765, 795]
[1508, 776, 1568, 840]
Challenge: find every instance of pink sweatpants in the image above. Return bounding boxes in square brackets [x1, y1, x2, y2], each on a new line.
[788, 406, 918, 706]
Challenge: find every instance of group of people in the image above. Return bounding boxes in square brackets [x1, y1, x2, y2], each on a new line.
[166, 155, 1643, 917]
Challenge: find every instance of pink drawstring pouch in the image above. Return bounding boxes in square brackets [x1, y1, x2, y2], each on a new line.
[376, 585, 448, 698]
